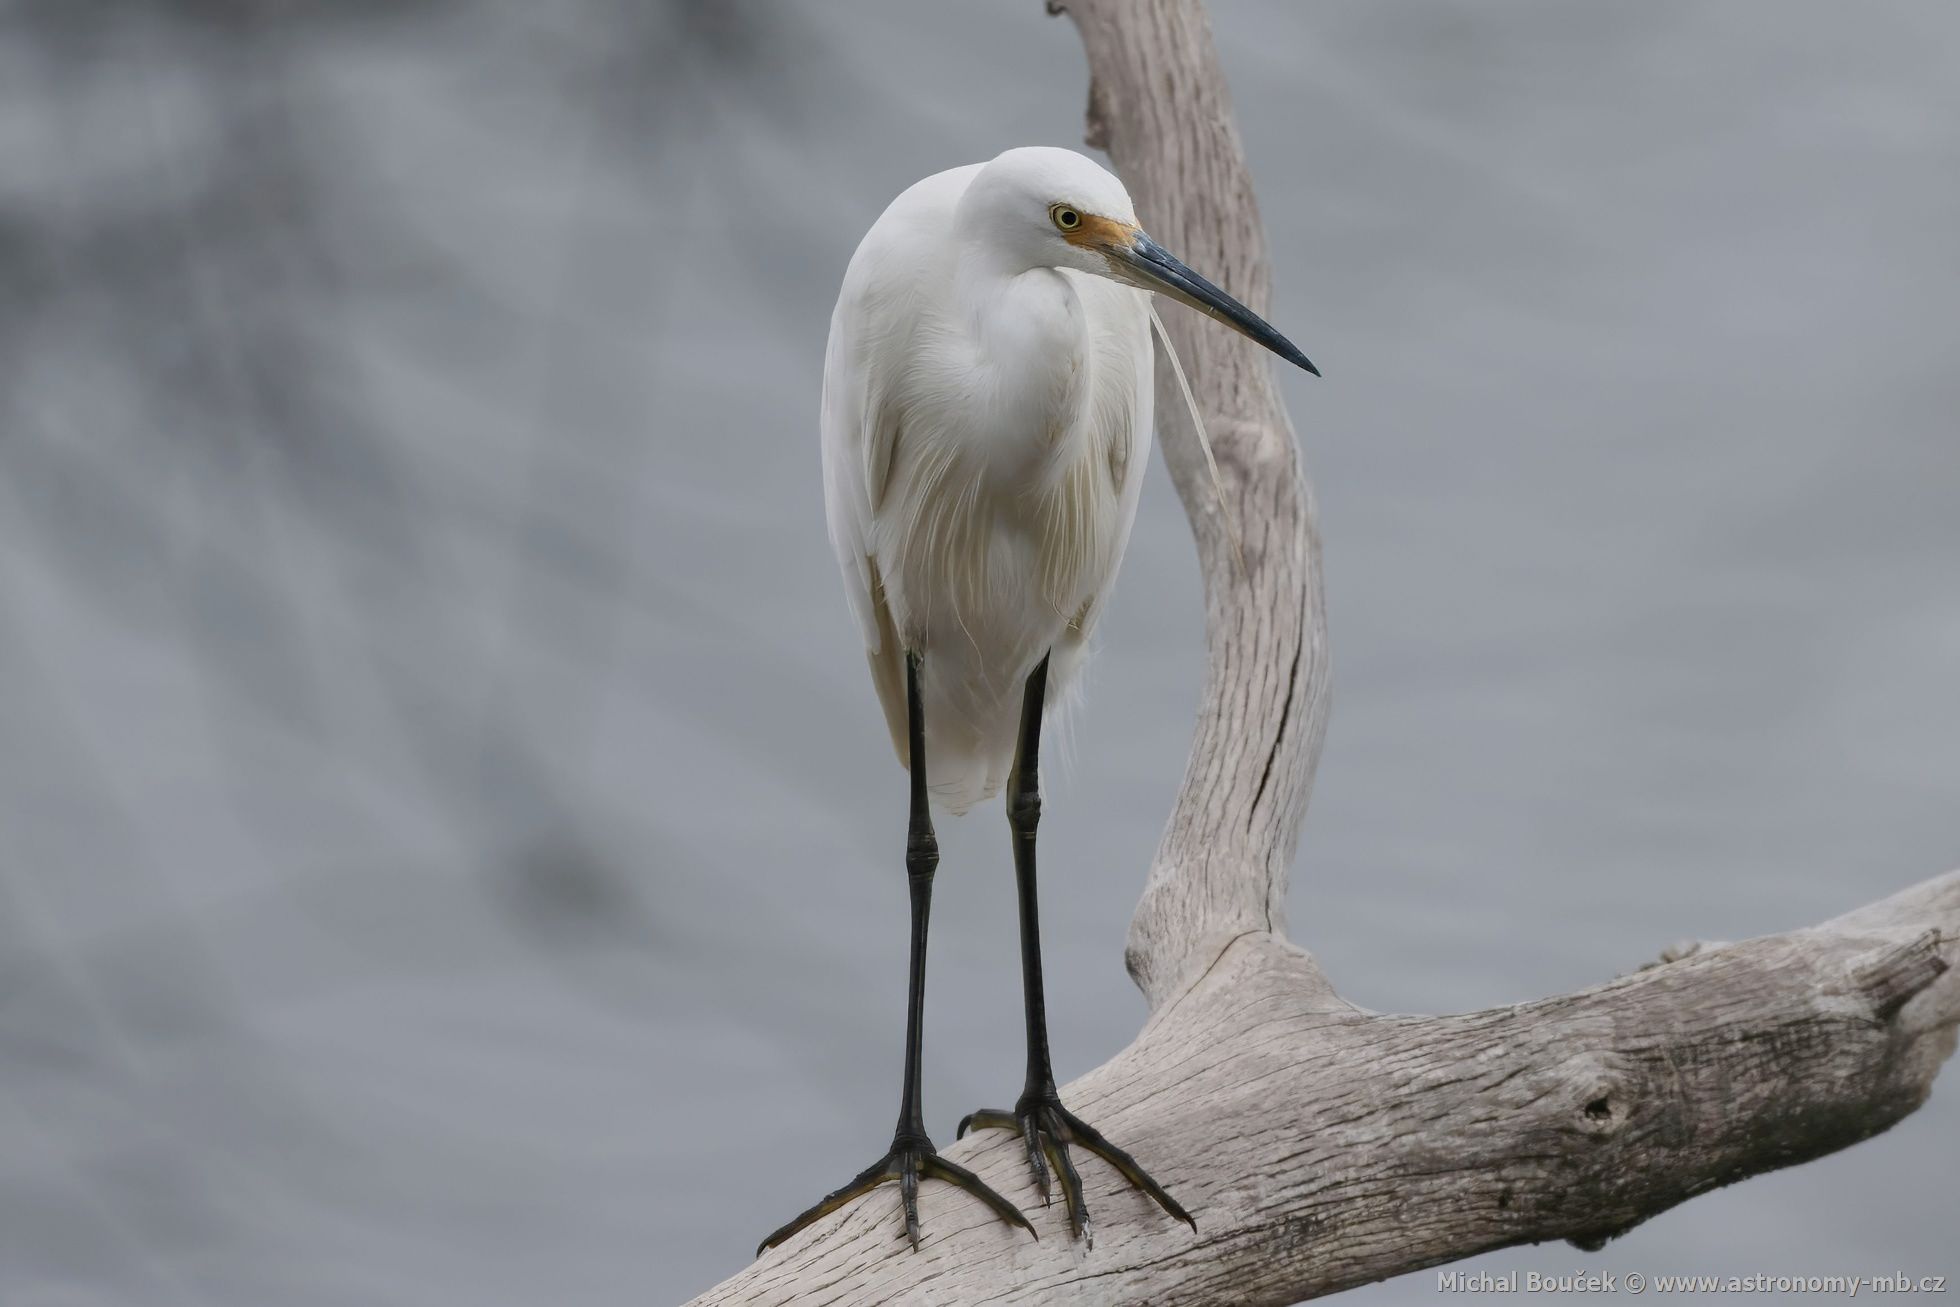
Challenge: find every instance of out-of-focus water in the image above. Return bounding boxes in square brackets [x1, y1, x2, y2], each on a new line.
[0, 2, 1954, 1303]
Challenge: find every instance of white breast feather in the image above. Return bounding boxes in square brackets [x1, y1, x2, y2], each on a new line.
[821, 171, 1153, 813]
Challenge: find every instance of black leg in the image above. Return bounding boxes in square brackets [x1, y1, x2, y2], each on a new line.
[893, 648, 940, 1145]
[958, 653, 1195, 1247]
[1008, 654, 1057, 1099]
[757, 651, 1034, 1257]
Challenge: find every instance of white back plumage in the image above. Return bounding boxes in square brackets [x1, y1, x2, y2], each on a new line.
[822, 148, 1154, 814]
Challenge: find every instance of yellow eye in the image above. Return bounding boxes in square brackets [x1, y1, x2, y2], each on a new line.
[1050, 205, 1082, 232]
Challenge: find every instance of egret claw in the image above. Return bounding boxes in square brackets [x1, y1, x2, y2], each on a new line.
[756, 1136, 1035, 1257]
[960, 1089, 1194, 1242]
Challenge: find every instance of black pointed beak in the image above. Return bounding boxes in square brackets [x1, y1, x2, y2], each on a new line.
[1114, 231, 1319, 377]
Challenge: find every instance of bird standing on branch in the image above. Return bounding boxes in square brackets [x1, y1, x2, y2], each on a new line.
[758, 146, 1317, 1256]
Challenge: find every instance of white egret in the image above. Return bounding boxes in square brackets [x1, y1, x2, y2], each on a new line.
[760, 146, 1317, 1255]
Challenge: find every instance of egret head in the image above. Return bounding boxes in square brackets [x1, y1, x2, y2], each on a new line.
[958, 146, 1318, 376]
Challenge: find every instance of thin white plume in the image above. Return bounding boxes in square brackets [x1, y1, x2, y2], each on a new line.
[1150, 304, 1245, 578]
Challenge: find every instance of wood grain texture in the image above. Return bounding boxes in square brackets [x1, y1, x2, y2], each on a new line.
[684, 2, 1959, 1301]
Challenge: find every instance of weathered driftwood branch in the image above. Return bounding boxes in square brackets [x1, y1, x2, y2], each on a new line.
[686, 2, 1959, 1301]
[699, 879, 1957, 1306]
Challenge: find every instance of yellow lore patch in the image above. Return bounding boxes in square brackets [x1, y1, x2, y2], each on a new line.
[1061, 213, 1139, 255]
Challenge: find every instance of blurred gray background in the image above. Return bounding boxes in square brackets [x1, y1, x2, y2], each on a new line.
[1, 2, 1955, 1304]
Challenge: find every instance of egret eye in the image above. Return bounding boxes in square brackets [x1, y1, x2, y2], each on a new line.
[1050, 205, 1082, 232]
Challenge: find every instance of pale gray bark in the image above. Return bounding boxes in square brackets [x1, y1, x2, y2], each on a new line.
[684, 2, 1960, 1301]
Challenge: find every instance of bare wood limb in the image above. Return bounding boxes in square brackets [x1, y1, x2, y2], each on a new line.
[685, 2, 1960, 1301]
[1068, 0, 1334, 1013]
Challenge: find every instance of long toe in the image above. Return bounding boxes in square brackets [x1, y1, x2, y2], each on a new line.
[1060, 1106, 1196, 1231]
[956, 1109, 1017, 1138]
[1042, 1134, 1090, 1246]
[756, 1158, 895, 1256]
[919, 1153, 1038, 1240]
[898, 1154, 923, 1250]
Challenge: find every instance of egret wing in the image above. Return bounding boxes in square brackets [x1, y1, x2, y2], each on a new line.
[820, 165, 983, 764]
[820, 292, 908, 764]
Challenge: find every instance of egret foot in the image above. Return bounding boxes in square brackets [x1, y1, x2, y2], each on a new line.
[957, 1087, 1194, 1247]
[756, 1132, 1036, 1256]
